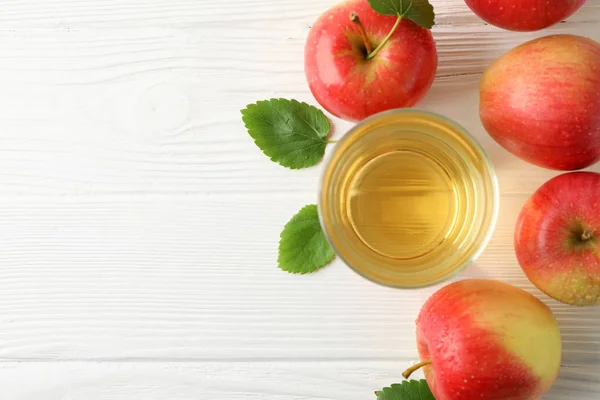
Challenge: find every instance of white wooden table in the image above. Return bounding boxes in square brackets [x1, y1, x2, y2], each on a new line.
[0, 0, 599, 398]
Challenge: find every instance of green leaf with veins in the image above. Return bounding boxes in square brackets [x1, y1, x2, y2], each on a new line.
[278, 204, 335, 274]
[241, 98, 331, 170]
[368, 0, 408, 15]
[368, 0, 435, 29]
[375, 380, 436, 400]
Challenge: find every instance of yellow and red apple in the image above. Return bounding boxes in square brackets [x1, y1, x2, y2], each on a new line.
[479, 34, 600, 171]
[411, 279, 561, 400]
[304, 0, 437, 121]
[515, 172, 600, 306]
[464, 0, 586, 31]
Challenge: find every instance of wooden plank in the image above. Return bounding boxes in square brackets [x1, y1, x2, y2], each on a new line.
[0, 2, 597, 196]
[0, 195, 599, 364]
[0, 362, 598, 399]
[0, 0, 596, 27]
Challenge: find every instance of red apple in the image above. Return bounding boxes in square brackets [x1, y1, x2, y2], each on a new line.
[515, 172, 600, 306]
[480, 34, 600, 171]
[464, 0, 586, 31]
[304, 0, 437, 122]
[408, 279, 562, 400]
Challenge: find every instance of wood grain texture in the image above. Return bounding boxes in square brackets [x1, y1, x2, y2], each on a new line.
[0, 0, 599, 398]
[0, 1, 597, 196]
[1, 195, 600, 366]
[0, 362, 599, 399]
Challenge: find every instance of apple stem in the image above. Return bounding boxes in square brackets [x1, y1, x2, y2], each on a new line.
[350, 12, 373, 54]
[582, 230, 594, 241]
[366, 15, 402, 60]
[402, 360, 432, 379]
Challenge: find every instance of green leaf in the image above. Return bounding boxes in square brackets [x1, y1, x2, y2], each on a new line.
[278, 204, 335, 274]
[241, 98, 331, 169]
[403, 0, 435, 29]
[368, 0, 407, 15]
[368, 0, 435, 29]
[375, 380, 435, 400]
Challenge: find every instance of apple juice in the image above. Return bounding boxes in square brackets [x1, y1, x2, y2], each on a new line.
[319, 110, 498, 288]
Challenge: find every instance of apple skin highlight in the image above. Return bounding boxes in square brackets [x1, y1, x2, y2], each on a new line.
[304, 0, 437, 122]
[464, 0, 586, 31]
[415, 279, 561, 400]
[515, 172, 600, 307]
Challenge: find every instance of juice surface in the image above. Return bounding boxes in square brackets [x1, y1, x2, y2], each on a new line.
[349, 149, 458, 260]
[319, 110, 498, 288]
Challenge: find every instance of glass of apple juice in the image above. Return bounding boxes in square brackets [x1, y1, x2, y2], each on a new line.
[319, 109, 499, 288]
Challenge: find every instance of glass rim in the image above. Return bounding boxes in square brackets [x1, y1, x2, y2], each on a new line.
[318, 108, 500, 289]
